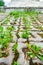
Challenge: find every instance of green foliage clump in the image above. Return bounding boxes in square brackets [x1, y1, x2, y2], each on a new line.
[26, 43, 43, 61]
[12, 43, 18, 53]
[6, 26, 14, 32]
[0, 0, 4, 6]
[10, 11, 20, 20]
[22, 16, 31, 39]
[12, 61, 18, 65]
[0, 25, 3, 33]
[2, 17, 10, 25]
[22, 30, 30, 38]
[0, 51, 8, 58]
[0, 26, 13, 49]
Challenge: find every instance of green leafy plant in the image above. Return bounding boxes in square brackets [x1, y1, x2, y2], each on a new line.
[21, 15, 31, 39]
[0, 32, 12, 49]
[10, 11, 20, 20]
[28, 9, 38, 18]
[0, 53, 2, 57]
[0, 25, 13, 57]
[12, 61, 19, 65]
[0, 51, 8, 58]
[12, 43, 18, 53]
[26, 43, 43, 61]
[0, 25, 3, 33]
[0, 26, 13, 49]
[22, 30, 30, 38]
[6, 26, 14, 32]
[2, 16, 10, 25]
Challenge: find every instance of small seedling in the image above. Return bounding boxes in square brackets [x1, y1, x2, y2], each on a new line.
[12, 43, 18, 53]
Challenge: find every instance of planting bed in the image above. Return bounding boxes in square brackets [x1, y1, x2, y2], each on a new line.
[0, 9, 43, 65]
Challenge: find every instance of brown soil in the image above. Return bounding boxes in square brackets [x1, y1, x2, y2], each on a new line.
[14, 22, 16, 24]
[34, 62, 43, 65]
[0, 62, 8, 65]
[14, 50, 19, 61]
[23, 26, 26, 29]
[38, 33, 43, 38]
[16, 33, 20, 38]
[39, 21, 43, 24]
[30, 33, 35, 38]
[22, 47, 29, 59]
[12, 50, 19, 65]
[12, 50, 19, 61]
[33, 22, 38, 25]
[40, 48, 43, 54]
[33, 26, 42, 30]
[22, 47, 28, 53]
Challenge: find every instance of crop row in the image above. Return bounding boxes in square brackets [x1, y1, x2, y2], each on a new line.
[0, 10, 43, 65]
